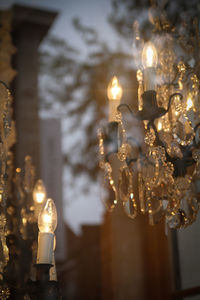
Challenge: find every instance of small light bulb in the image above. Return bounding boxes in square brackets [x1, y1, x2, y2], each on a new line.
[157, 120, 162, 131]
[142, 42, 158, 69]
[107, 76, 123, 101]
[38, 198, 57, 233]
[33, 179, 46, 204]
[186, 93, 193, 111]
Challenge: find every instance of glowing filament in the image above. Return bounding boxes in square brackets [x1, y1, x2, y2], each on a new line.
[142, 42, 158, 69]
[33, 179, 46, 205]
[157, 120, 162, 131]
[38, 198, 57, 233]
[186, 94, 193, 111]
[107, 76, 123, 101]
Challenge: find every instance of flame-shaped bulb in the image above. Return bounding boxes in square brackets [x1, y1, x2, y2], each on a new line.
[33, 179, 46, 205]
[142, 42, 158, 69]
[107, 76, 123, 101]
[186, 93, 194, 111]
[38, 198, 57, 233]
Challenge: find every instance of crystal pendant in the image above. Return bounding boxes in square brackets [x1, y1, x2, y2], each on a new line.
[117, 143, 131, 161]
[138, 171, 145, 213]
[101, 172, 118, 212]
[123, 192, 137, 219]
[147, 194, 163, 225]
[119, 166, 131, 201]
[179, 194, 198, 226]
[173, 114, 194, 146]
[166, 210, 182, 229]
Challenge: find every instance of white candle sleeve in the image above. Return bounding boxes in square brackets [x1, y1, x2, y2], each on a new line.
[144, 67, 156, 91]
[37, 232, 54, 264]
[109, 99, 120, 122]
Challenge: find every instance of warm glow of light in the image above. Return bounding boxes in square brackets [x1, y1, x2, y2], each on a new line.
[33, 179, 46, 205]
[43, 213, 52, 224]
[22, 217, 27, 226]
[142, 42, 158, 68]
[36, 192, 45, 204]
[157, 120, 162, 131]
[38, 198, 57, 233]
[186, 94, 193, 111]
[107, 76, 123, 101]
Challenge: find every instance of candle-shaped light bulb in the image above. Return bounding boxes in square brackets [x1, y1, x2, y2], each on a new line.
[142, 42, 158, 69]
[142, 42, 158, 91]
[37, 198, 57, 264]
[33, 179, 46, 205]
[107, 76, 123, 122]
[186, 93, 193, 111]
[38, 198, 57, 234]
[157, 120, 162, 132]
[107, 76, 123, 101]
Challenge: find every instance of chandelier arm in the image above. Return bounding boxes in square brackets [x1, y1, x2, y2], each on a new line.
[0, 80, 10, 90]
[166, 92, 183, 113]
[117, 104, 138, 119]
[185, 159, 195, 167]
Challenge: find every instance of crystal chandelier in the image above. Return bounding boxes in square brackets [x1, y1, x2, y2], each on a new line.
[0, 10, 61, 299]
[98, 5, 200, 229]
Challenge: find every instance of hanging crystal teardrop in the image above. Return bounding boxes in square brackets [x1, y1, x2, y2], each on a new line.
[123, 192, 137, 219]
[101, 170, 118, 212]
[173, 114, 194, 146]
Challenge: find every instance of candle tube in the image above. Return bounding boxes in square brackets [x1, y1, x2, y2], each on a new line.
[107, 76, 123, 122]
[37, 198, 57, 264]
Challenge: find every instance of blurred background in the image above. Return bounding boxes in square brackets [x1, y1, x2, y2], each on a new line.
[1, 0, 200, 299]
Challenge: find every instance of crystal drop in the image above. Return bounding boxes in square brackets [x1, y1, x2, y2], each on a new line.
[173, 114, 194, 146]
[119, 167, 131, 201]
[166, 211, 181, 229]
[189, 196, 198, 212]
[138, 172, 146, 213]
[104, 162, 112, 173]
[101, 173, 118, 212]
[168, 141, 183, 158]
[148, 196, 163, 225]
[117, 144, 127, 161]
[162, 200, 168, 210]
[123, 192, 137, 219]
[180, 195, 198, 226]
